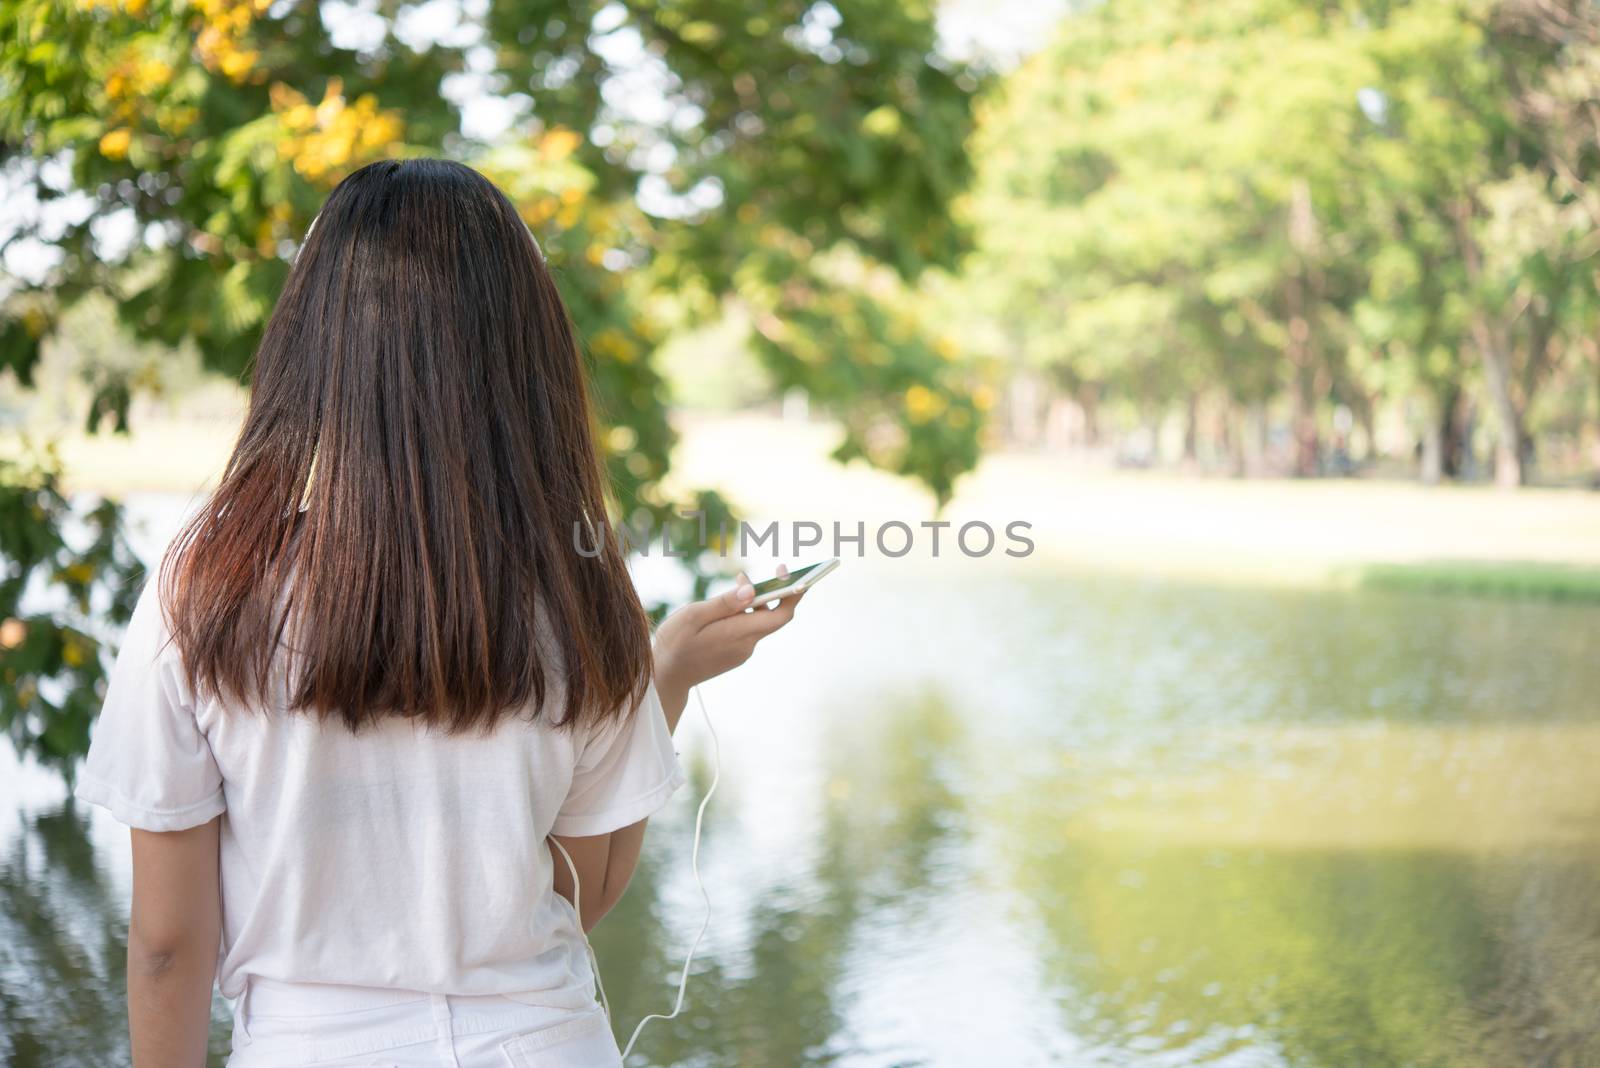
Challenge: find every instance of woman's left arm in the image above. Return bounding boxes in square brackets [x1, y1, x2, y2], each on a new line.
[128, 819, 221, 1068]
[550, 569, 804, 929]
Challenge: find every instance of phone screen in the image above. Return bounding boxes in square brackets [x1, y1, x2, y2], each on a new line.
[748, 560, 829, 599]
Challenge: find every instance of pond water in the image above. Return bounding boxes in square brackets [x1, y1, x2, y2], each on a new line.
[4, 521, 1599, 1066]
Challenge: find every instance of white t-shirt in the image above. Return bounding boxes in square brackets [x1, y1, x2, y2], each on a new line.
[74, 576, 684, 1001]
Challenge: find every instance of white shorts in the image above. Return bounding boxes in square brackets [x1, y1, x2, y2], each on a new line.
[226, 977, 624, 1067]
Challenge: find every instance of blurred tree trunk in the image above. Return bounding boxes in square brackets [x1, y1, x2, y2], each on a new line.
[1244, 403, 1270, 476]
[1182, 392, 1200, 464]
[1290, 347, 1321, 477]
[1008, 367, 1044, 447]
[1420, 417, 1444, 484]
[1286, 180, 1322, 478]
[1588, 335, 1600, 487]
[1220, 405, 1245, 476]
[1424, 382, 1468, 483]
[1077, 382, 1102, 447]
[1452, 198, 1526, 487]
[1471, 314, 1526, 488]
[1044, 395, 1076, 451]
[1354, 397, 1377, 465]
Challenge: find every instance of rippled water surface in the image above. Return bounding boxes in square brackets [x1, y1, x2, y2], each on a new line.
[5, 552, 1599, 1066]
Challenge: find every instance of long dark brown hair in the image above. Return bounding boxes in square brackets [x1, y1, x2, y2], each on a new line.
[161, 158, 650, 734]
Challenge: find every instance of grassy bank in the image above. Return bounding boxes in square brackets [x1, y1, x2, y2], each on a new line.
[1354, 560, 1600, 603]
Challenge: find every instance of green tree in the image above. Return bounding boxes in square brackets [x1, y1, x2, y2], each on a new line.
[481, 0, 989, 502]
[964, 0, 1380, 474]
[0, 0, 985, 776]
[960, 0, 1600, 483]
[1356, 0, 1600, 487]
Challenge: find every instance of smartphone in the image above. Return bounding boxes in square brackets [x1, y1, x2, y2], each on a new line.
[746, 557, 840, 604]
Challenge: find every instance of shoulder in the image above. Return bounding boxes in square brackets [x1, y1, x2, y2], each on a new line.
[122, 560, 178, 649]
[117, 560, 197, 707]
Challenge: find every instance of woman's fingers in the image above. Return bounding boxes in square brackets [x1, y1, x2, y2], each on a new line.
[707, 592, 799, 643]
[674, 564, 803, 636]
[765, 564, 806, 612]
[679, 576, 755, 627]
[739, 563, 804, 620]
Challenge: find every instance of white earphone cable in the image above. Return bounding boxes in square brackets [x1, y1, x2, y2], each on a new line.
[550, 683, 720, 1062]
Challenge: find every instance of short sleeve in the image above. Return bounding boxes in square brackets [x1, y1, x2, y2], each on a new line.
[73, 577, 225, 832]
[551, 681, 685, 838]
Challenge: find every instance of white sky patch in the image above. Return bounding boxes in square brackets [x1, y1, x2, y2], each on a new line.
[3, 235, 63, 287]
[320, 0, 387, 53]
[458, 92, 531, 142]
[1, 156, 94, 288]
[89, 207, 141, 263]
[1357, 86, 1390, 126]
[937, 0, 1069, 66]
[395, 0, 481, 50]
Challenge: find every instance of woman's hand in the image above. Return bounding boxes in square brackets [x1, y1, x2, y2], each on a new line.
[652, 566, 804, 728]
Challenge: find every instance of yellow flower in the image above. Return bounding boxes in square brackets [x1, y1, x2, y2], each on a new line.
[99, 127, 132, 159]
[315, 78, 346, 127]
[194, 0, 272, 83]
[860, 105, 902, 138]
[220, 48, 258, 81]
[137, 58, 173, 92]
[356, 100, 403, 150]
[904, 383, 946, 424]
[272, 80, 404, 184]
[590, 328, 637, 364]
[541, 127, 582, 161]
[161, 105, 200, 135]
[282, 103, 316, 132]
[521, 197, 558, 226]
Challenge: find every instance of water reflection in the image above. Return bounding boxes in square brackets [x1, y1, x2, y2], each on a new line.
[1008, 835, 1600, 1066]
[6, 567, 1600, 1066]
[590, 572, 1600, 1065]
[595, 692, 968, 1066]
[0, 801, 233, 1067]
[978, 581, 1600, 1065]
